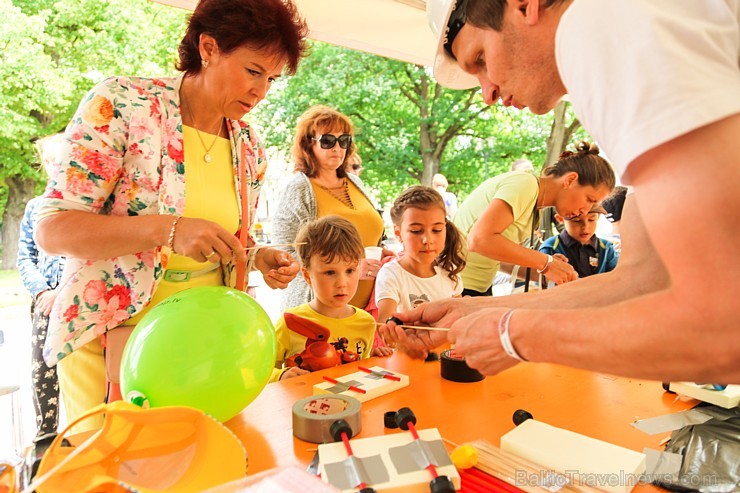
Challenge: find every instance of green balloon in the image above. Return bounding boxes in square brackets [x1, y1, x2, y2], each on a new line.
[120, 286, 276, 422]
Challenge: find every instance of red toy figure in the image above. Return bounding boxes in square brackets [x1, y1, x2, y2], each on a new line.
[284, 313, 360, 371]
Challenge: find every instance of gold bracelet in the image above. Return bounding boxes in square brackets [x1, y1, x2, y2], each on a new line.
[167, 216, 182, 253]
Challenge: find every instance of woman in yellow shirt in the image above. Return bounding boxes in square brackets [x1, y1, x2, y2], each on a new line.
[274, 106, 386, 310]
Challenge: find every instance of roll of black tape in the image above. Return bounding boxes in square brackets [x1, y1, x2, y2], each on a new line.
[440, 349, 484, 383]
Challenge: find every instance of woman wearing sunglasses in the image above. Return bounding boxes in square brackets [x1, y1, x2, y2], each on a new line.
[274, 105, 386, 311]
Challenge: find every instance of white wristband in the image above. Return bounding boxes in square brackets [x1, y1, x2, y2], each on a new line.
[537, 254, 553, 274]
[498, 309, 528, 362]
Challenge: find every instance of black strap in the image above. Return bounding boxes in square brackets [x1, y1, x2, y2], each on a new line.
[523, 195, 541, 293]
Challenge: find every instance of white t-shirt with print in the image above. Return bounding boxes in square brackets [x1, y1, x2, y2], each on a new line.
[556, 0, 740, 182]
[375, 259, 463, 314]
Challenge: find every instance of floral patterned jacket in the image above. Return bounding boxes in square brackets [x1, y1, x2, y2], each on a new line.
[38, 75, 267, 366]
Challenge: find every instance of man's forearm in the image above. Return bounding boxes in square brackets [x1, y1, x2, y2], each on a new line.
[512, 285, 738, 382]
[469, 194, 668, 310]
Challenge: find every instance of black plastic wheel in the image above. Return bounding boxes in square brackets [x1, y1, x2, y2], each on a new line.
[425, 351, 440, 362]
[385, 316, 403, 326]
[395, 407, 417, 430]
[358, 488, 376, 493]
[330, 419, 353, 442]
[430, 475, 456, 493]
[513, 409, 533, 426]
[384, 411, 399, 429]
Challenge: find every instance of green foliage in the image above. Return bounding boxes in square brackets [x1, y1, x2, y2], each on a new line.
[0, 0, 65, 178]
[249, 41, 578, 205]
[2, 0, 591, 223]
[1, 0, 185, 178]
[251, 42, 489, 203]
[0, 0, 187, 225]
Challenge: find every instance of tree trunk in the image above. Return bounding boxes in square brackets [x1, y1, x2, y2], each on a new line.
[418, 72, 439, 187]
[1, 175, 38, 270]
[541, 101, 581, 239]
[545, 101, 580, 165]
[420, 152, 440, 187]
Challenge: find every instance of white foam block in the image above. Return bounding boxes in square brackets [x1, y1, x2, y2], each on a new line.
[313, 366, 409, 403]
[318, 428, 459, 493]
[669, 382, 740, 409]
[500, 419, 645, 493]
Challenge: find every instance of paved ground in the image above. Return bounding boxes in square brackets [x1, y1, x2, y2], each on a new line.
[0, 302, 35, 459]
[0, 271, 281, 459]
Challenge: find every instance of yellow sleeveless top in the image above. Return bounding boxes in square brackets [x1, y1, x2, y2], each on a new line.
[127, 125, 238, 325]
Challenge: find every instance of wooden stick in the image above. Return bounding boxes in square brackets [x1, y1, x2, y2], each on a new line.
[245, 242, 306, 251]
[375, 322, 451, 332]
[470, 440, 606, 493]
[445, 439, 605, 493]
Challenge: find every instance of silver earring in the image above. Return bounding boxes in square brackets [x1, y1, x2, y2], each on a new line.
[202, 59, 209, 69]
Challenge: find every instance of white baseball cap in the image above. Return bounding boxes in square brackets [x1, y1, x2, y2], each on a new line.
[427, 0, 479, 89]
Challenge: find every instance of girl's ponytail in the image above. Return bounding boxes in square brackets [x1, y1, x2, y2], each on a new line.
[439, 219, 466, 287]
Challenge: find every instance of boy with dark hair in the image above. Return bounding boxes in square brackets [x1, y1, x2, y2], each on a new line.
[539, 204, 618, 278]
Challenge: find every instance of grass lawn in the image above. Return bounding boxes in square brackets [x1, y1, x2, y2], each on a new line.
[0, 269, 29, 309]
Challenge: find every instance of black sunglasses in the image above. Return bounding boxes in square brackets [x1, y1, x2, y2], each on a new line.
[312, 134, 352, 150]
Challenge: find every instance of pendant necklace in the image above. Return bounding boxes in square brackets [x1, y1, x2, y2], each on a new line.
[182, 95, 223, 163]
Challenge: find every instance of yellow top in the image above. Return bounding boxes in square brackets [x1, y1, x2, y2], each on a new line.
[270, 303, 376, 382]
[312, 180, 384, 308]
[127, 125, 237, 325]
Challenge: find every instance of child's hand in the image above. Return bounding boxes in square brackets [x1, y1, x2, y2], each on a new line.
[279, 367, 310, 380]
[256, 247, 300, 289]
[372, 346, 394, 357]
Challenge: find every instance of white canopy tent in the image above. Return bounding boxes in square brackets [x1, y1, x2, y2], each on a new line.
[151, 0, 436, 66]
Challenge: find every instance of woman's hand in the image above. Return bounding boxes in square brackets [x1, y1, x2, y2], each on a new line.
[171, 217, 247, 264]
[543, 255, 579, 285]
[36, 288, 60, 316]
[255, 247, 300, 289]
[358, 258, 381, 280]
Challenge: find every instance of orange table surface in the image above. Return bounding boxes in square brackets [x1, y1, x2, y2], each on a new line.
[225, 351, 696, 492]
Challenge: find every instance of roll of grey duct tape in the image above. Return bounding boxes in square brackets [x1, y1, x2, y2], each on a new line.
[292, 394, 362, 444]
